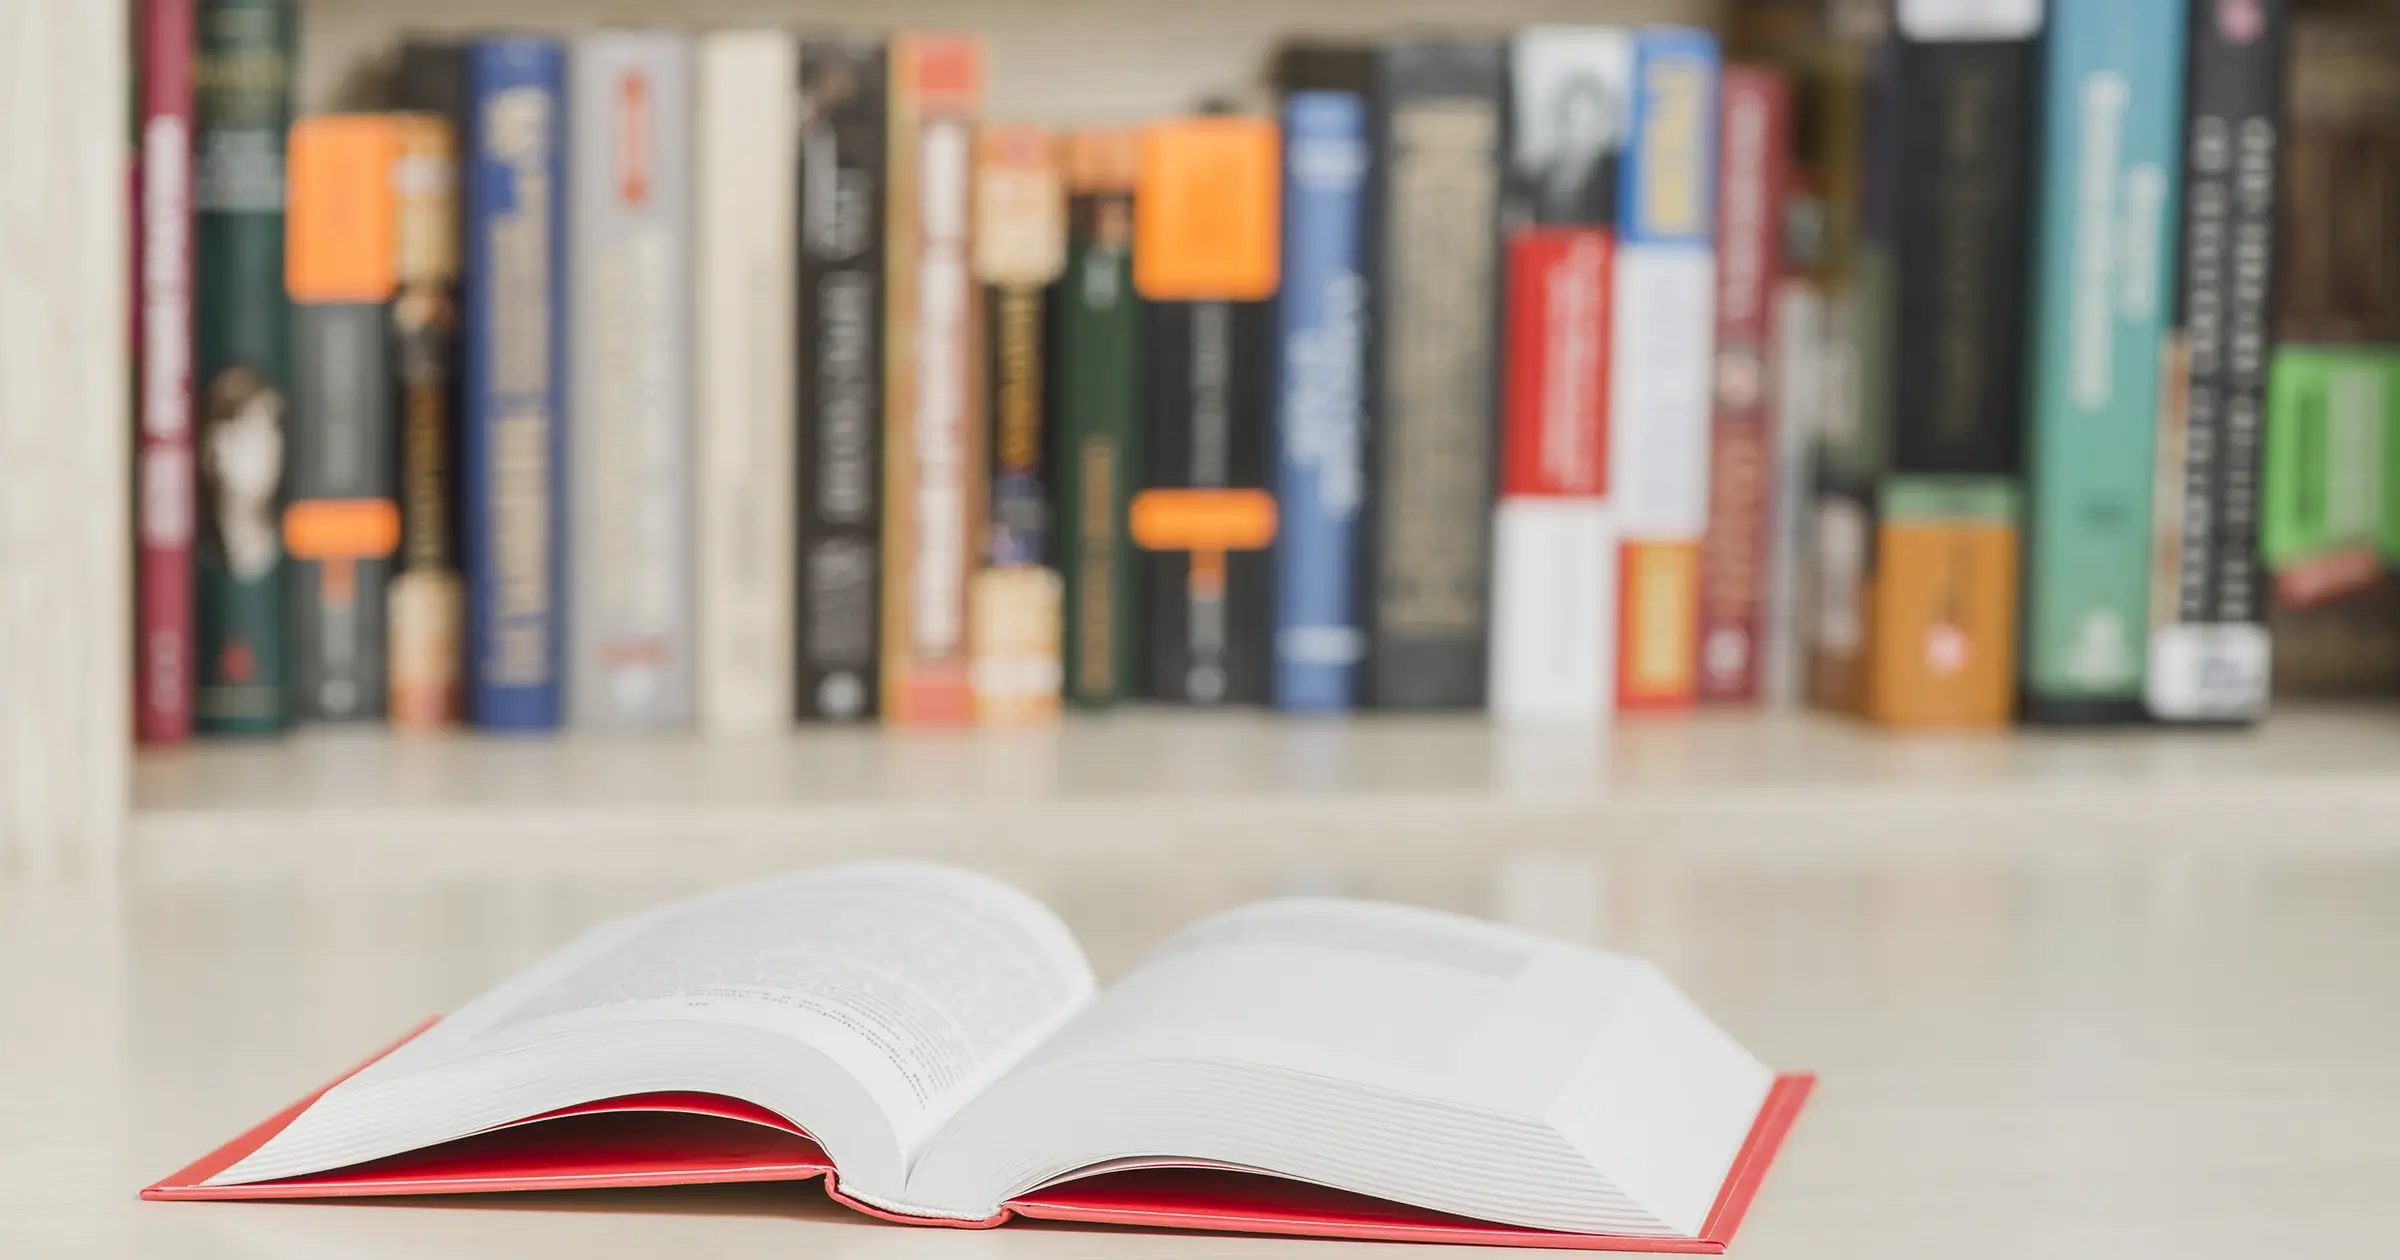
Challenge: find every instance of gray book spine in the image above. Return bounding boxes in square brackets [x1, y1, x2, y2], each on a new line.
[568, 30, 697, 727]
[289, 302, 395, 720]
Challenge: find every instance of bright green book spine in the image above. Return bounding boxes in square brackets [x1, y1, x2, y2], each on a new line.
[193, 0, 295, 734]
[1054, 142, 1141, 708]
[2021, 0, 2188, 722]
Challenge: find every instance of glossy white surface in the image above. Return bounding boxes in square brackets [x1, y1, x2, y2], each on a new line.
[9, 777, 2400, 1257]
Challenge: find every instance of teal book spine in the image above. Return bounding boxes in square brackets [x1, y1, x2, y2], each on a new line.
[2021, 0, 2189, 722]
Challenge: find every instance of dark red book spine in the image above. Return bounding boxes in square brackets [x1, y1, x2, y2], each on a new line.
[1694, 67, 1789, 705]
[136, 0, 197, 742]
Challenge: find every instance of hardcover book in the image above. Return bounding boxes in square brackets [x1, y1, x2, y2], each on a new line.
[1821, 5, 2041, 728]
[1490, 26, 1624, 726]
[1695, 67, 1789, 706]
[880, 35, 986, 727]
[2021, 0, 2190, 725]
[1273, 91, 1371, 713]
[1366, 39, 1506, 711]
[462, 38, 568, 731]
[285, 116, 402, 722]
[1052, 129, 1142, 708]
[971, 124, 1069, 725]
[566, 31, 695, 730]
[1607, 27, 1719, 714]
[137, 0, 197, 743]
[797, 39, 889, 723]
[193, 0, 296, 735]
[1132, 117, 1281, 707]
[2259, 347, 2400, 702]
[695, 31, 799, 735]
[389, 50, 470, 730]
[2147, 0, 2288, 724]
[149, 863, 1810, 1255]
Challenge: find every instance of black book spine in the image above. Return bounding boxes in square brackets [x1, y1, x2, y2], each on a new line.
[796, 41, 887, 721]
[1887, 38, 2039, 477]
[1362, 40, 1505, 709]
[2148, 0, 2287, 723]
[1142, 298, 1274, 705]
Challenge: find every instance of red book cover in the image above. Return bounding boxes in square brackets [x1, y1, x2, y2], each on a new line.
[136, 0, 198, 743]
[1694, 67, 1788, 705]
[143, 1018, 1812, 1253]
[1502, 228, 1612, 499]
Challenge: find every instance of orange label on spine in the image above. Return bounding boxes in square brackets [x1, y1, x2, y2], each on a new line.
[1134, 118, 1280, 300]
[618, 70, 651, 206]
[283, 499, 402, 561]
[287, 116, 401, 303]
[1129, 489, 1279, 552]
[899, 34, 983, 113]
[1617, 540, 1699, 709]
[1865, 519, 2018, 728]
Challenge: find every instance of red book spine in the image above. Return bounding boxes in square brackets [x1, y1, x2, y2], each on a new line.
[1694, 67, 1788, 705]
[136, 0, 197, 742]
[1501, 228, 1611, 500]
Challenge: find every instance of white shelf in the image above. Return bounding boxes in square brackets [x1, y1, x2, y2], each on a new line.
[131, 707, 2400, 881]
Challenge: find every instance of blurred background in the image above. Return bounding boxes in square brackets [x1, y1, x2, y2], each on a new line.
[6, 0, 2400, 1256]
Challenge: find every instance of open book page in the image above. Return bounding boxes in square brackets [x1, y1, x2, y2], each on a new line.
[907, 898, 1772, 1236]
[209, 863, 1097, 1201]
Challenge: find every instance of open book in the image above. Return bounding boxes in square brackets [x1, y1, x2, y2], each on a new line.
[147, 863, 1811, 1251]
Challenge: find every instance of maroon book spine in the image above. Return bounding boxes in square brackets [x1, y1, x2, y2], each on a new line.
[136, 0, 197, 742]
[1695, 67, 1789, 705]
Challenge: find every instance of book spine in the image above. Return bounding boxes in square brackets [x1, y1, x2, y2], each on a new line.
[2022, 0, 2189, 724]
[1695, 67, 1787, 706]
[1492, 229, 1614, 724]
[2147, 0, 2287, 724]
[2260, 348, 2400, 695]
[388, 116, 466, 729]
[1273, 92, 1370, 713]
[463, 38, 567, 731]
[2277, 20, 2400, 345]
[693, 32, 798, 735]
[1608, 28, 1719, 714]
[192, 0, 295, 735]
[880, 35, 985, 727]
[1366, 40, 1505, 710]
[971, 124, 1068, 724]
[796, 40, 888, 722]
[568, 31, 696, 729]
[1852, 22, 2041, 728]
[1763, 274, 1823, 707]
[137, 0, 197, 743]
[285, 117, 401, 722]
[1054, 132, 1141, 708]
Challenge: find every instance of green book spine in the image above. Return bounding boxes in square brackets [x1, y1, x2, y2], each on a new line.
[193, 0, 295, 734]
[1054, 153, 1141, 707]
[2020, 0, 2189, 722]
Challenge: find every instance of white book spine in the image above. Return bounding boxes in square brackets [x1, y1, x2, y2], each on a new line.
[694, 32, 799, 734]
[1490, 499, 1618, 724]
[568, 30, 697, 728]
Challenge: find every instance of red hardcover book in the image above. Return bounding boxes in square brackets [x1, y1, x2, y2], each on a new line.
[1694, 67, 1789, 705]
[140, 866, 1812, 1253]
[145, 1022, 1809, 1253]
[136, 0, 198, 743]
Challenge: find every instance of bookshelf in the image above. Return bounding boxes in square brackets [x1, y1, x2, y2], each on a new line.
[11, 0, 2400, 879]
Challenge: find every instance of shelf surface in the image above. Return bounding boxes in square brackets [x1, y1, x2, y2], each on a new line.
[132, 707, 2400, 880]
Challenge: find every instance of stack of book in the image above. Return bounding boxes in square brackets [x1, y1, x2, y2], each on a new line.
[132, 0, 2388, 743]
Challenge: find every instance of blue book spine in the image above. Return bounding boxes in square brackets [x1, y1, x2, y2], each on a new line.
[2021, 0, 2187, 719]
[464, 38, 568, 730]
[1272, 91, 1371, 712]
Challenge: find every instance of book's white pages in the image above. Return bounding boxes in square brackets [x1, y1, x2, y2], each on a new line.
[206, 862, 1773, 1239]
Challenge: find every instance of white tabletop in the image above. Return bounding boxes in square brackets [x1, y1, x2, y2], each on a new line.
[7, 808, 2398, 1258]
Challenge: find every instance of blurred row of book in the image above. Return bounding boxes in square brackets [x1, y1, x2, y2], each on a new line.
[128, 0, 2400, 743]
